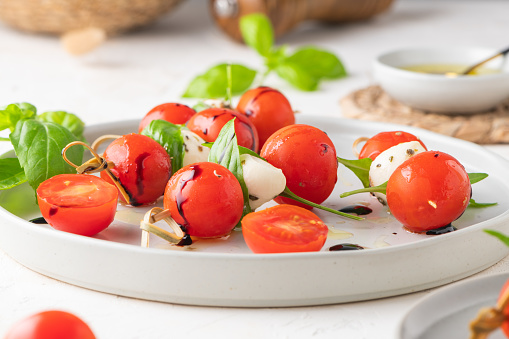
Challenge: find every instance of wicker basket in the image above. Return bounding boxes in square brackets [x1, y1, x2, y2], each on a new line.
[0, 0, 185, 36]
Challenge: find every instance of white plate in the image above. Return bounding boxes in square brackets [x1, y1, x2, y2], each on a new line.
[399, 272, 509, 339]
[0, 116, 508, 307]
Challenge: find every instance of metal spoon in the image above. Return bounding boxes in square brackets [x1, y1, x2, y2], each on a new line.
[461, 46, 509, 75]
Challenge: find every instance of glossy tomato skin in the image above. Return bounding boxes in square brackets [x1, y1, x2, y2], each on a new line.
[498, 279, 509, 337]
[242, 204, 328, 253]
[37, 174, 118, 236]
[163, 162, 244, 238]
[359, 131, 427, 160]
[386, 151, 471, 233]
[101, 133, 171, 206]
[236, 86, 295, 147]
[5, 310, 96, 339]
[186, 107, 259, 152]
[261, 124, 338, 209]
[138, 103, 196, 133]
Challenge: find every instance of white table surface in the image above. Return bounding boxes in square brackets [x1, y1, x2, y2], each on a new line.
[1, 0, 509, 338]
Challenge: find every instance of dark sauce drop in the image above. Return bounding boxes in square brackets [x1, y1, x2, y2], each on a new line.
[329, 243, 364, 251]
[29, 217, 48, 224]
[177, 234, 193, 246]
[49, 206, 58, 217]
[339, 205, 373, 216]
[426, 224, 457, 235]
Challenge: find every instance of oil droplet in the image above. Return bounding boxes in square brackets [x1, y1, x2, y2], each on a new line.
[373, 235, 391, 248]
[327, 225, 353, 240]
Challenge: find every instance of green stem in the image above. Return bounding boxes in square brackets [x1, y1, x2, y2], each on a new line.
[340, 183, 387, 198]
[226, 63, 233, 107]
[280, 187, 363, 221]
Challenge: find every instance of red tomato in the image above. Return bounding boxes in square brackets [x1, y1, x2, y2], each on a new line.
[163, 162, 244, 238]
[499, 279, 509, 337]
[359, 131, 427, 160]
[236, 86, 295, 147]
[138, 103, 196, 133]
[241, 204, 328, 253]
[5, 310, 95, 339]
[260, 124, 338, 209]
[386, 151, 471, 233]
[37, 174, 118, 236]
[101, 133, 171, 206]
[186, 107, 259, 152]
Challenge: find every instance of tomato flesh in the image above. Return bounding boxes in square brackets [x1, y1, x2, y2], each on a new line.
[242, 204, 328, 253]
[5, 310, 96, 339]
[186, 107, 259, 152]
[37, 174, 118, 236]
[236, 86, 295, 147]
[164, 162, 244, 238]
[359, 131, 427, 160]
[386, 151, 471, 233]
[138, 102, 196, 133]
[261, 124, 338, 209]
[101, 133, 171, 206]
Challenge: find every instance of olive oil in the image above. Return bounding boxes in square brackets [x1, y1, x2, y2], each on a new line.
[401, 64, 501, 76]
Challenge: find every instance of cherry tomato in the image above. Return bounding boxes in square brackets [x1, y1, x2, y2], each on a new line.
[386, 151, 471, 233]
[37, 174, 118, 236]
[498, 279, 509, 337]
[163, 162, 244, 238]
[5, 310, 95, 339]
[186, 107, 259, 152]
[236, 86, 295, 147]
[359, 131, 427, 160]
[138, 103, 196, 133]
[260, 124, 338, 209]
[101, 133, 171, 206]
[241, 204, 328, 253]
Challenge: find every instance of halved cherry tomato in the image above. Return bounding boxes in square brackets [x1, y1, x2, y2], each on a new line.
[37, 174, 118, 236]
[138, 103, 196, 133]
[241, 204, 328, 253]
[101, 133, 171, 206]
[186, 107, 259, 152]
[163, 162, 244, 238]
[5, 310, 96, 339]
[236, 86, 295, 147]
[261, 124, 338, 209]
[359, 131, 427, 160]
[386, 151, 471, 233]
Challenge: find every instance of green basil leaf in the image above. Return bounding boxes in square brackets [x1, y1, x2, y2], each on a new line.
[484, 230, 509, 247]
[37, 111, 86, 141]
[275, 62, 319, 91]
[183, 63, 257, 99]
[0, 157, 27, 190]
[208, 119, 251, 214]
[337, 156, 372, 188]
[286, 47, 347, 79]
[141, 120, 185, 175]
[9, 119, 83, 191]
[239, 13, 274, 57]
[468, 173, 488, 184]
[468, 199, 497, 208]
[0, 103, 37, 132]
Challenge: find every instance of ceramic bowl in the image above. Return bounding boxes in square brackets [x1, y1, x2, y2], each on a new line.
[373, 47, 509, 114]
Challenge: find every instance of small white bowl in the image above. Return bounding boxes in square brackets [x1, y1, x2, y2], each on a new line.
[373, 47, 509, 114]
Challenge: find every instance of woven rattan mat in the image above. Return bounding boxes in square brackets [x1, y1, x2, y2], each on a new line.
[340, 85, 509, 144]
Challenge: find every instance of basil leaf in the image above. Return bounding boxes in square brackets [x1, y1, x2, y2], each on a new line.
[208, 119, 251, 214]
[141, 120, 185, 174]
[337, 156, 372, 188]
[0, 103, 37, 132]
[468, 199, 497, 208]
[468, 173, 488, 184]
[0, 157, 27, 190]
[37, 111, 86, 141]
[275, 62, 319, 91]
[183, 63, 257, 99]
[239, 13, 274, 57]
[9, 119, 83, 191]
[485, 230, 509, 247]
[286, 47, 347, 79]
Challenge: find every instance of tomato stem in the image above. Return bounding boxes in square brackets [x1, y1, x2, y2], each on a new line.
[340, 183, 388, 198]
[280, 187, 363, 221]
